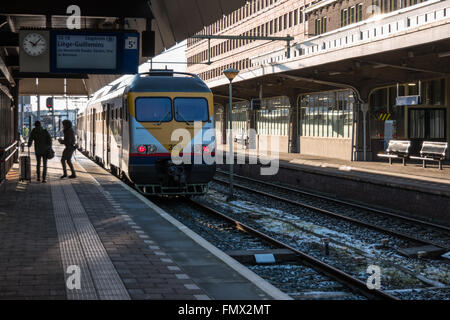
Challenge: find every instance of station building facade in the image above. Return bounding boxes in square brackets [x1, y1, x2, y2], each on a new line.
[186, 0, 449, 161]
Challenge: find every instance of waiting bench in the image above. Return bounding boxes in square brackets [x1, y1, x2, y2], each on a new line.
[377, 140, 411, 166]
[410, 141, 448, 170]
[234, 133, 249, 147]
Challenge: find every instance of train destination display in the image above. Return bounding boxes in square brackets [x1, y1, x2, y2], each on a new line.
[50, 30, 139, 74]
[56, 34, 117, 70]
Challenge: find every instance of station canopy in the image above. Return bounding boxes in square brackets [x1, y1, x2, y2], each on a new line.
[0, 0, 246, 96]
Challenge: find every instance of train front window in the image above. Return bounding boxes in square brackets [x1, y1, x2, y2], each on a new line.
[135, 97, 172, 122]
[174, 98, 209, 122]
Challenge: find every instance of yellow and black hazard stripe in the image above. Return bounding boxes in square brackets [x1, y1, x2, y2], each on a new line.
[379, 113, 391, 121]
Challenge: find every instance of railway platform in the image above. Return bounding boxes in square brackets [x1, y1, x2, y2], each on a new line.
[217, 146, 450, 226]
[0, 144, 288, 300]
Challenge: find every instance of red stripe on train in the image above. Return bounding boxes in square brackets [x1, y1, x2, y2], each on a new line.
[130, 153, 216, 157]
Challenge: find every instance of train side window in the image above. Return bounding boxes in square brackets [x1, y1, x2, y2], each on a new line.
[120, 107, 123, 120]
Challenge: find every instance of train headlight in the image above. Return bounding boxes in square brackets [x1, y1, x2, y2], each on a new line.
[202, 146, 210, 153]
[138, 145, 146, 154]
[148, 144, 157, 153]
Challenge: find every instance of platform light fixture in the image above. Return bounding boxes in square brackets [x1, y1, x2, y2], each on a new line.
[223, 67, 239, 202]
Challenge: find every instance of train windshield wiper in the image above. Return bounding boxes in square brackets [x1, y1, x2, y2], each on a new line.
[158, 110, 171, 125]
[176, 111, 192, 125]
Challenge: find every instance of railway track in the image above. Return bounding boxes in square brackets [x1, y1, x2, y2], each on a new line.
[186, 199, 397, 300]
[214, 170, 450, 252]
[85, 156, 448, 299]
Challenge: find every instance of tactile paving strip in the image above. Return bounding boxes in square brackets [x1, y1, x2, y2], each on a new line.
[51, 179, 130, 300]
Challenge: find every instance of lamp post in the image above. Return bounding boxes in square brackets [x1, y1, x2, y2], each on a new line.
[223, 68, 239, 202]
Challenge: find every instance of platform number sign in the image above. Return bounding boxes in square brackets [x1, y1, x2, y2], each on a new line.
[125, 37, 138, 50]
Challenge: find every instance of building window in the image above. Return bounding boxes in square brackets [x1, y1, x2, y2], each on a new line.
[349, 6, 355, 24]
[300, 90, 354, 138]
[256, 97, 290, 136]
[315, 17, 327, 35]
[357, 4, 363, 22]
[341, 9, 348, 27]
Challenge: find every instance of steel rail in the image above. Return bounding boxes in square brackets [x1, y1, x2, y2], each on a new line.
[1, 148, 18, 163]
[213, 174, 450, 251]
[189, 199, 398, 301]
[1, 141, 18, 154]
[216, 169, 450, 233]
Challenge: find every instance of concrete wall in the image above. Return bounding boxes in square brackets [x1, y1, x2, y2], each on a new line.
[299, 136, 352, 160]
[256, 134, 289, 153]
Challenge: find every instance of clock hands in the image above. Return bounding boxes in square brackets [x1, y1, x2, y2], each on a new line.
[23, 33, 46, 56]
[29, 38, 42, 47]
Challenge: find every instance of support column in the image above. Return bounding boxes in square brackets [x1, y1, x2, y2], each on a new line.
[13, 84, 19, 163]
[288, 95, 299, 153]
[248, 104, 256, 150]
[353, 101, 372, 161]
[221, 104, 227, 146]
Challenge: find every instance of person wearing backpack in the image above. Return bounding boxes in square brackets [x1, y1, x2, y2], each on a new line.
[28, 121, 52, 183]
[58, 120, 77, 179]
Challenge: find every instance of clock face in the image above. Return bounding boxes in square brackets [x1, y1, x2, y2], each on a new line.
[22, 33, 47, 57]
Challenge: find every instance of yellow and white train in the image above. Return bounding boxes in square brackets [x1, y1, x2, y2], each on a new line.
[77, 71, 216, 195]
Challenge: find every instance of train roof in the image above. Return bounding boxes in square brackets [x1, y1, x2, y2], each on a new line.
[129, 71, 211, 94]
[85, 71, 211, 110]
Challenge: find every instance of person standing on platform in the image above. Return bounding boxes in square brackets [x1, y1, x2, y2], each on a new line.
[58, 120, 77, 179]
[28, 121, 52, 183]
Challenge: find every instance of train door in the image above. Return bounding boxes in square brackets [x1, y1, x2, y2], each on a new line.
[119, 100, 123, 172]
[91, 109, 96, 157]
[106, 104, 111, 167]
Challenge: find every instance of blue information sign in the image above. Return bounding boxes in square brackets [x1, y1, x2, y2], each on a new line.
[50, 30, 139, 74]
[396, 95, 422, 106]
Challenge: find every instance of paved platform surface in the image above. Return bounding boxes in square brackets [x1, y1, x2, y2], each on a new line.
[0, 145, 287, 300]
[217, 146, 450, 197]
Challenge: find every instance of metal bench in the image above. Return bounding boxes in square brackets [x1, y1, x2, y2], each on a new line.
[410, 141, 448, 170]
[234, 133, 249, 147]
[377, 140, 411, 166]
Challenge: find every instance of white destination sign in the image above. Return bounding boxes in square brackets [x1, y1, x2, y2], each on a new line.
[56, 35, 117, 70]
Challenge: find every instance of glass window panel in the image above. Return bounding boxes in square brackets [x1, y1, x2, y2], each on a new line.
[344, 91, 353, 138]
[135, 97, 172, 122]
[174, 98, 209, 122]
[339, 91, 344, 137]
[326, 93, 331, 137]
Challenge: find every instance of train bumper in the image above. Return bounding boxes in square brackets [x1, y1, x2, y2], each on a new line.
[129, 159, 216, 195]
